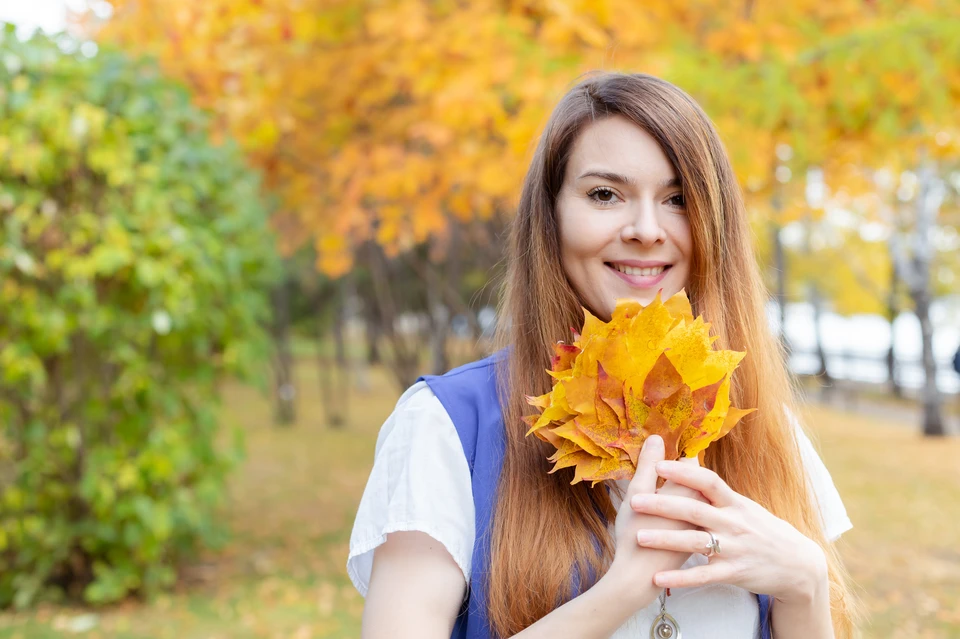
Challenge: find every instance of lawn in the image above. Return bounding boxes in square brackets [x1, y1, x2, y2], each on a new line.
[1, 359, 958, 638]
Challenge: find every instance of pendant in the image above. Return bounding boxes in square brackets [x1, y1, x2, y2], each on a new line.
[650, 611, 681, 639]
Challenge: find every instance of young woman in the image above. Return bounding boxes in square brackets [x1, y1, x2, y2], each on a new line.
[348, 72, 857, 638]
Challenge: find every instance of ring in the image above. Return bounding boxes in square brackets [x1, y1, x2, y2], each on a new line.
[703, 531, 721, 558]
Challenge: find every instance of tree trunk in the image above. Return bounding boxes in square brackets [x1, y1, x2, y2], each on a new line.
[313, 288, 348, 429]
[889, 156, 946, 437]
[886, 264, 903, 398]
[331, 282, 350, 426]
[427, 287, 450, 374]
[364, 305, 382, 366]
[271, 277, 296, 426]
[366, 242, 422, 390]
[424, 254, 451, 374]
[915, 292, 945, 436]
[800, 204, 831, 398]
[810, 286, 834, 401]
[315, 315, 333, 426]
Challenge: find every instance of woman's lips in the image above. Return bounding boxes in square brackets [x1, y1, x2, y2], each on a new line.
[606, 263, 671, 288]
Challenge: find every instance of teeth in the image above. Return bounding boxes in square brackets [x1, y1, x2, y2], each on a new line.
[614, 264, 666, 277]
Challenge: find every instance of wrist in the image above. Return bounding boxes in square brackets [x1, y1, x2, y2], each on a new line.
[602, 558, 661, 611]
[778, 541, 829, 606]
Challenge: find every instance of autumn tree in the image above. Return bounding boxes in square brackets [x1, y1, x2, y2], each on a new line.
[87, 0, 960, 434]
[0, 28, 279, 606]
[786, 15, 960, 435]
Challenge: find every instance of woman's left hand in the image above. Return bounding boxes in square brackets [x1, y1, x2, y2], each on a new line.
[630, 459, 828, 603]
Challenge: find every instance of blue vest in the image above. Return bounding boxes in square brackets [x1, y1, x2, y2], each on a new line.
[418, 352, 772, 638]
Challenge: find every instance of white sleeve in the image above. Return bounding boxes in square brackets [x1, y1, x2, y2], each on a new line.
[789, 412, 853, 542]
[347, 381, 476, 597]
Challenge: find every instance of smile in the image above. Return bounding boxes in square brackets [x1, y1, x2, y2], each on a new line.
[605, 262, 672, 288]
[612, 264, 665, 276]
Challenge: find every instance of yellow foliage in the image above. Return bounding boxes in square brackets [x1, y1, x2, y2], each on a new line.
[525, 291, 754, 485]
[88, 0, 960, 275]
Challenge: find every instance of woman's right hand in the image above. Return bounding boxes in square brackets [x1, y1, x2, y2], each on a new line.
[607, 435, 706, 610]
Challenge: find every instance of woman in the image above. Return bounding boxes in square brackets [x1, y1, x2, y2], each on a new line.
[348, 72, 857, 638]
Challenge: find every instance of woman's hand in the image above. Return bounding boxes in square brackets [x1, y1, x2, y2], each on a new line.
[605, 436, 706, 609]
[629, 460, 828, 604]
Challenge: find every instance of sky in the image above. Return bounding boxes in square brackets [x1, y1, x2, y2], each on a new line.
[0, 0, 79, 36]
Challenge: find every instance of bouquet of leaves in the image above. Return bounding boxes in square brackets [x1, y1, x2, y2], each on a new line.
[524, 290, 755, 485]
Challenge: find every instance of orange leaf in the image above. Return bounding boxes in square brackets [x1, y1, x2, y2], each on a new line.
[525, 290, 754, 484]
[551, 342, 580, 373]
[642, 352, 685, 407]
[596, 363, 625, 422]
[552, 419, 613, 459]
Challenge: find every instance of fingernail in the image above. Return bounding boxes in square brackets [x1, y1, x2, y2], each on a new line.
[631, 494, 652, 509]
[636, 531, 654, 544]
[644, 435, 663, 453]
[654, 574, 667, 587]
[655, 461, 669, 473]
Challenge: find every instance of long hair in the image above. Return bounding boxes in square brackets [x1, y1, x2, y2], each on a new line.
[489, 72, 857, 636]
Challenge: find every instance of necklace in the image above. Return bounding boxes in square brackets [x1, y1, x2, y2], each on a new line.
[650, 589, 681, 639]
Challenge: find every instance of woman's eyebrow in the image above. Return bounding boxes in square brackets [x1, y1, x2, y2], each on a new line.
[576, 170, 681, 189]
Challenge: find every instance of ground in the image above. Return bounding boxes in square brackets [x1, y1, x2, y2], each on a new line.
[1, 359, 958, 638]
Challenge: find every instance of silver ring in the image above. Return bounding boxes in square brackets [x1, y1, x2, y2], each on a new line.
[703, 531, 721, 558]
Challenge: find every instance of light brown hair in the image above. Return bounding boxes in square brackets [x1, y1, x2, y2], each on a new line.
[489, 72, 856, 636]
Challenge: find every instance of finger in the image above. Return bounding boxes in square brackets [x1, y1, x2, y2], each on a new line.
[657, 478, 708, 503]
[654, 460, 737, 507]
[626, 435, 664, 498]
[654, 564, 736, 589]
[636, 528, 716, 555]
[630, 494, 726, 529]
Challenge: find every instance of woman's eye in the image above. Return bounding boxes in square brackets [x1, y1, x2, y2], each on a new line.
[668, 193, 686, 208]
[588, 188, 619, 206]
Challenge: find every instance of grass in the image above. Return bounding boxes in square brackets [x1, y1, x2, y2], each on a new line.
[1, 359, 959, 638]
[808, 402, 960, 638]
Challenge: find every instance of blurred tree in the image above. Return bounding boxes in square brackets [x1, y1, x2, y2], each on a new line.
[86, 0, 960, 266]
[713, 7, 960, 434]
[0, 28, 279, 606]
[786, 213, 894, 395]
[88, 0, 960, 422]
[804, 14, 960, 435]
[88, 0, 540, 387]
[85, 0, 570, 274]
[886, 160, 954, 436]
[270, 274, 297, 425]
[286, 249, 351, 428]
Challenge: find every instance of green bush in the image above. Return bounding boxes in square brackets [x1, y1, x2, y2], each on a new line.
[0, 26, 280, 607]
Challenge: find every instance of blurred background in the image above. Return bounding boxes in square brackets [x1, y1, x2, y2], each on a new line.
[1, 1, 959, 637]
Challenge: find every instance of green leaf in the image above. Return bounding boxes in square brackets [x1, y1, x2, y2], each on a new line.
[0, 29, 276, 608]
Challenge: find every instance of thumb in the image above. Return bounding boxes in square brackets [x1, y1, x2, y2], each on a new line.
[626, 435, 664, 499]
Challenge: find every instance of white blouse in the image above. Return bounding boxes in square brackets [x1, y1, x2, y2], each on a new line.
[348, 381, 853, 638]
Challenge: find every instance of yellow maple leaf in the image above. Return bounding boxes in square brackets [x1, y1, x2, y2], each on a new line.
[525, 290, 755, 485]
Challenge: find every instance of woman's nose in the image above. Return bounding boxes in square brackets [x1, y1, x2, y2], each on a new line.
[619, 198, 666, 245]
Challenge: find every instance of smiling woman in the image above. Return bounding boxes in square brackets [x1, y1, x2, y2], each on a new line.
[348, 72, 858, 639]
[558, 116, 693, 316]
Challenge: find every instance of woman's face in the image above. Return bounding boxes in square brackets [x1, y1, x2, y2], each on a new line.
[557, 115, 693, 320]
